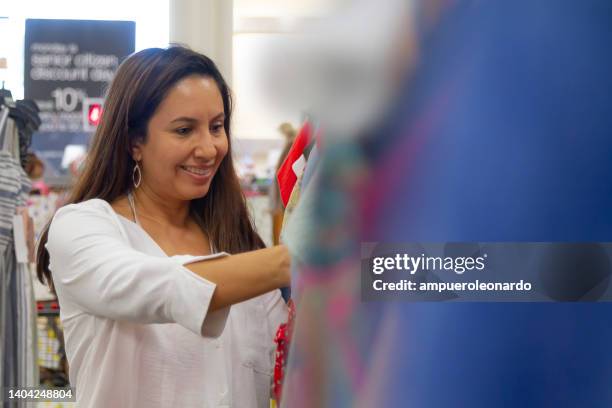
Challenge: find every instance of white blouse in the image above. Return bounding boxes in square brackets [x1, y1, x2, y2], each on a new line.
[46, 198, 288, 408]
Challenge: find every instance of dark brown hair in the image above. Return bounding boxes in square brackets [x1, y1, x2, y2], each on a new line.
[36, 46, 265, 293]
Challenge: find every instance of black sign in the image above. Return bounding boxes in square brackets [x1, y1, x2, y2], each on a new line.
[24, 19, 135, 180]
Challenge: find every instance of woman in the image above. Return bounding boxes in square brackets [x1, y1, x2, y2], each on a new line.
[36, 46, 291, 407]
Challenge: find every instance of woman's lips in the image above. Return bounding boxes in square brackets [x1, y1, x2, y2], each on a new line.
[180, 165, 213, 182]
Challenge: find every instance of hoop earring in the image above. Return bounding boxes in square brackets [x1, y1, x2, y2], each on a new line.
[132, 162, 142, 189]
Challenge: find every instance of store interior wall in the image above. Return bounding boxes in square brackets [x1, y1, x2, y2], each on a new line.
[170, 0, 233, 86]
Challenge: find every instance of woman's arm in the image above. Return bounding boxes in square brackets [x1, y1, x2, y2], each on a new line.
[185, 245, 291, 312]
[47, 201, 290, 338]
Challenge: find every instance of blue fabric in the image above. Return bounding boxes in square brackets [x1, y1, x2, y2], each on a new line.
[281, 1, 612, 406]
[373, 1, 612, 406]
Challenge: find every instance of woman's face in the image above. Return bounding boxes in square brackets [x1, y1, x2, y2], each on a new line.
[132, 74, 228, 202]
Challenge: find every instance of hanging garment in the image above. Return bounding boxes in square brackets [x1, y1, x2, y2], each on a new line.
[272, 141, 321, 405]
[1, 103, 37, 406]
[277, 121, 312, 207]
[0, 107, 20, 254]
[282, 1, 612, 407]
[1, 107, 20, 396]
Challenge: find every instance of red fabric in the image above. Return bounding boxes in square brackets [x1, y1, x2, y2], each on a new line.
[277, 121, 312, 206]
[272, 299, 296, 403]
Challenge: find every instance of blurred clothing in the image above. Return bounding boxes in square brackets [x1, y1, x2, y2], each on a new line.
[283, 1, 612, 407]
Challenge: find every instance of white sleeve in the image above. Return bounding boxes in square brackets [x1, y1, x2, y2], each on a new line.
[46, 203, 229, 338]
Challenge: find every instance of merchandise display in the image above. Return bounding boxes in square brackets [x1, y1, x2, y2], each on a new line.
[280, 1, 612, 407]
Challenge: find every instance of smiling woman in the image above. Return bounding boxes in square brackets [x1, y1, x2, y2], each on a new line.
[35, 46, 291, 408]
[135, 75, 229, 202]
[116, 74, 234, 260]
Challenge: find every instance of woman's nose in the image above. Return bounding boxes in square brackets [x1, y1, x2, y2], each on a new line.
[193, 131, 217, 160]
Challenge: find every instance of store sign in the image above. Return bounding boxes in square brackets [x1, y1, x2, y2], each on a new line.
[24, 19, 134, 180]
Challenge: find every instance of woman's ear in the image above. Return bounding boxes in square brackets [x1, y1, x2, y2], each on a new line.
[131, 140, 143, 162]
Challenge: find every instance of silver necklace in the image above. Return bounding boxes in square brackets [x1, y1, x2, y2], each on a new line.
[126, 191, 215, 253]
[127, 191, 141, 226]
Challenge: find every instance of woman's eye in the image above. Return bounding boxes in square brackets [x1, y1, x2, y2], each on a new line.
[211, 123, 224, 134]
[175, 127, 192, 136]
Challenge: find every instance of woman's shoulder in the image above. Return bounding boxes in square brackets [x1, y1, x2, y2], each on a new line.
[46, 198, 128, 246]
[52, 198, 120, 226]
[57, 197, 111, 213]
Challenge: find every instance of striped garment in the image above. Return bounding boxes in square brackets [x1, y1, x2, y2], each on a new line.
[0, 106, 31, 253]
[1, 104, 33, 405]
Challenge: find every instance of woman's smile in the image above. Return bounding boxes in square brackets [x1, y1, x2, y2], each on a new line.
[179, 164, 214, 182]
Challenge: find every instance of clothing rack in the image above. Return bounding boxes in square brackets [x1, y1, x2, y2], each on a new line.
[0, 86, 41, 407]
